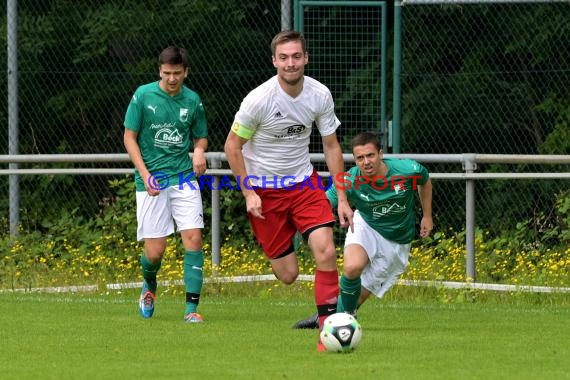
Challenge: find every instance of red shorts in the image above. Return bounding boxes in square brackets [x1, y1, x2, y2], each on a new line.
[248, 171, 336, 259]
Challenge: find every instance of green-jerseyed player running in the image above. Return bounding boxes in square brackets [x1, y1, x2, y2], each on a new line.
[123, 46, 208, 323]
[293, 131, 434, 328]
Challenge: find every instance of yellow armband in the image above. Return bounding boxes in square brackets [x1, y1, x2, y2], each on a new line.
[231, 122, 254, 140]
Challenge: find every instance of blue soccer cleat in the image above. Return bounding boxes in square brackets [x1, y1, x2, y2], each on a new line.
[138, 282, 155, 319]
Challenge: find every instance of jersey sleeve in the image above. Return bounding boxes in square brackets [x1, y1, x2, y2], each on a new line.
[192, 96, 208, 139]
[414, 161, 430, 185]
[232, 94, 262, 140]
[314, 89, 341, 137]
[123, 88, 144, 133]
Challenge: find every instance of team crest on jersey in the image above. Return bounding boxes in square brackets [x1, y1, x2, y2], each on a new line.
[394, 184, 406, 194]
[179, 108, 189, 122]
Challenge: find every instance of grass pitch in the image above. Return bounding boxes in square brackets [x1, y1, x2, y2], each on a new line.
[1, 284, 569, 380]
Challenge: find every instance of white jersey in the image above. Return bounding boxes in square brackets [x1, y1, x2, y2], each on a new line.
[233, 75, 340, 188]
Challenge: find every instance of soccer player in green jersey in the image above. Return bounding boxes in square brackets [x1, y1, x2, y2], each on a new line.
[293, 131, 433, 328]
[123, 46, 208, 323]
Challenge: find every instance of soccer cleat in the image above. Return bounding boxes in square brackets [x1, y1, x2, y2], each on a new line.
[293, 310, 358, 329]
[184, 312, 204, 323]
[292, 312, 319, 329]
[138, 283, 155, 319]
[317, 338, 326, 352]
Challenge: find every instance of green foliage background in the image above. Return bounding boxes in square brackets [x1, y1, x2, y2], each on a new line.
[1, 178, 568, 290]
[0, 1, 569, 285]
[1, 2, 569, 228]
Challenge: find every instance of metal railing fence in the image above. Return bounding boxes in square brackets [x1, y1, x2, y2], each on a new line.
[1, 153, 569, 281]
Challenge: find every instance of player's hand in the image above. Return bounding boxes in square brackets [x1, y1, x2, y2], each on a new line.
[143, 173, 161, 196]
[192, 151, 207, 176]
[337, 200, 354, 232]
[245, 192, 265, 219]
[420, 216, 434, 237]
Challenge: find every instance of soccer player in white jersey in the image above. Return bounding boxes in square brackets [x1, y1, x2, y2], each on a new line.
[293, 131, 434, 329]
[224, 30, 354, 351]
[124, 46, 208, 323]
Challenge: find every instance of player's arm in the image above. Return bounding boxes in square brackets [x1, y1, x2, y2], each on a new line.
[418, 178, 433, 237]
[224, 127, 250, 193]
[325, 183, 338, 208]
[192, 97, 208, 176]
[192, 137, 208, 176]
[322, 132, 354, 231]
[124, 128, 159, 196]
[224, 124, 264, 219]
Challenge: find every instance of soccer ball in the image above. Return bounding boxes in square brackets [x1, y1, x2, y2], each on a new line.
[320, 312, 362, 353]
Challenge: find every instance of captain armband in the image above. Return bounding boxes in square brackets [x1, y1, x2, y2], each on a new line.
[231, 122, 254, 140]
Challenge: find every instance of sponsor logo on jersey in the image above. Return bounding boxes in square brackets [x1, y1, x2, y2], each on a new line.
[373, 202, 406, 218]
[274, 124, 306, 139]
[154, 128, 183, 147]
[149, 122, 176, 130]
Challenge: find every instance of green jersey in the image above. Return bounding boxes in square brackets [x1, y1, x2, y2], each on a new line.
[124, 81, 208, 191]
[327, 158, 429, 244]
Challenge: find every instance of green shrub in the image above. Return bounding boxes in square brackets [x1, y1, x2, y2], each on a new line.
[1, 179, 568, 291]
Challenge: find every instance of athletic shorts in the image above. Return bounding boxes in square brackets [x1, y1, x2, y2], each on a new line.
[344, 211, 411, 298]
[249, 171, 335, 259]
[135, 181, 204, 241]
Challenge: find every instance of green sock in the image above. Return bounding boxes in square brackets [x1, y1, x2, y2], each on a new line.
[140, 254, 161, 293]
[337, 275, 361, 314]
[184, 250, 204, 314]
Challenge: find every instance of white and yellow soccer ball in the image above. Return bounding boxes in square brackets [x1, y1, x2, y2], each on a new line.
[320, 312, 363, 353]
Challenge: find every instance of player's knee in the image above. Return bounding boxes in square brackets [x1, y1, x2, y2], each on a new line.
[145, 251, 164, 263]
[181, 230, 202, 250]
[275, 269, 298, 285]
[311, 242, 336, 263]
[144, 238, 167, 261]
[343, 264, 363, 279]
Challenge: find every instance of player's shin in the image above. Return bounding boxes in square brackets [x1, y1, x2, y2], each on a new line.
[337, 275, 361, 314]
[184, 250, 204, 314]
[314, 269, 339, 329]
[141, 254, 161, 292]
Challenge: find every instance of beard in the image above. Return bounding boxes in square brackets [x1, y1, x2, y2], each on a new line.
[280, 71, 303, 86]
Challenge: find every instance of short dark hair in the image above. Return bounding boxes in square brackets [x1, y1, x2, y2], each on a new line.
[158, 46, 189, 68]
[270, 30, 307, 56]
[351, 132, 382, 151]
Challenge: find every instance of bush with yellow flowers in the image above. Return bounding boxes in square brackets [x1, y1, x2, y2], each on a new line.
[0, 179, 568, 291]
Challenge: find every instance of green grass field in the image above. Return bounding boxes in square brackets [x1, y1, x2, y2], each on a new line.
[1, 284, 569, 380]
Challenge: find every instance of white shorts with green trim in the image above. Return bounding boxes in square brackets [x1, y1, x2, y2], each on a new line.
[135, 181, 204, 241]
[344, 211, 411, 298]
